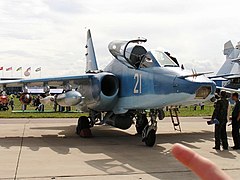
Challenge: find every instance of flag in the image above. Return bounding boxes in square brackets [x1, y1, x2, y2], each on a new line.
[6, 67, 12, 71]
[16, 67, 22, 71]
[35, 67, 41, 72]
[26, 67, 31, 71]
[0, 67, 3, 71]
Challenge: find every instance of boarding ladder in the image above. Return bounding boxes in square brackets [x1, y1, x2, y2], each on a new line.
[169, 107, 182, 132]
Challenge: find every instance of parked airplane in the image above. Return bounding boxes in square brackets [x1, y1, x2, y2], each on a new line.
[0, 30, 216, 146]
[211, 40, 240, 90]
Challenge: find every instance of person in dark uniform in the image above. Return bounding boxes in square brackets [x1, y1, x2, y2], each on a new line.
[231, 92, 240, 150]
[35, 95, 41, 110]
[212, 91, 229, 150]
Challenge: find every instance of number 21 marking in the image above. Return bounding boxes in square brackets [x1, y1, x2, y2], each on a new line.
[134, 73, 142, 94]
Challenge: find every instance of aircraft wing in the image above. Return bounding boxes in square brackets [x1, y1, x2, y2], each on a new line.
[0, 74, 94, 88]
[223, 74, 240, 79]
[209, 73, 240, 79]
[216, 86, 240, 93]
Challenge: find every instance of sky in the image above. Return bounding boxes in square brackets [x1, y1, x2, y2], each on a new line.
[0, 0, 240, 78]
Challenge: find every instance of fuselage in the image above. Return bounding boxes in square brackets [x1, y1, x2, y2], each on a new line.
[104, 50, 216, 114]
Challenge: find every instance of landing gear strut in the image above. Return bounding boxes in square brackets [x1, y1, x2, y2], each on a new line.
[89, 110, 102, 126]
[135, 113, 148, 134]
[142, 110, 157, 147]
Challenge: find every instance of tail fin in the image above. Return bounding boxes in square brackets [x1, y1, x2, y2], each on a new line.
[85, 29, 98, 73]
[223, 40, 234, 56]
[217, 40, 240, 75]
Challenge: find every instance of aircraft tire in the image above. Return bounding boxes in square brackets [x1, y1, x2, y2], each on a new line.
[158, 109, 165, 120]
[144, 129, 156, 147]
[76, 126, 80, 135]
[76, 116, 90, 135]
[136, 114, 148, 134]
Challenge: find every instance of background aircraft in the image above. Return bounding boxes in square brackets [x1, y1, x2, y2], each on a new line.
[211, 40, 240, 91]
[0, 30, 216, 146]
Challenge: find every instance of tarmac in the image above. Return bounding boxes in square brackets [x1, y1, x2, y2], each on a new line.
[0, 117, 239, 180]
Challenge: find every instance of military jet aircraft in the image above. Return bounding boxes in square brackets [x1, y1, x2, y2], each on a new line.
[0, 30, 216, 146]
[211, 40, 240, 92]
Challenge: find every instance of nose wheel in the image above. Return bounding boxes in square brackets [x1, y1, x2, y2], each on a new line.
[142, 110, 157, 147]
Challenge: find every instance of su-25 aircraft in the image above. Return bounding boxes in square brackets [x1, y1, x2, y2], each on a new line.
[0, 30, 216, 146]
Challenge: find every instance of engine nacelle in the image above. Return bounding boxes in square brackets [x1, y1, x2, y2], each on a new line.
[56, 91, 82, 107]
[81, 73, 119, 111]
[19, 93, 32, 105]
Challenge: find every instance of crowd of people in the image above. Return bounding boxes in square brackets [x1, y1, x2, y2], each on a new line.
[1, 93, 71, 112]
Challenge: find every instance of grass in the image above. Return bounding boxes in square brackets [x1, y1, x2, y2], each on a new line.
[165, 105, 215, 117]
[0, 97, 216, 118]
[0, 112, 86, 118]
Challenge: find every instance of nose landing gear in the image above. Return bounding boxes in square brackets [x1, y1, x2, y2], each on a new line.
[142, 110, 157, 147]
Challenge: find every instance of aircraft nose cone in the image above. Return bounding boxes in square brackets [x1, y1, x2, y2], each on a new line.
[190, 79, 216, 100]
[175, 76, 216, 102]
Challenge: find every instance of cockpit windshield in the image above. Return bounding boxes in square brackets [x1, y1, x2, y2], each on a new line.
[151, 50, 178, 67]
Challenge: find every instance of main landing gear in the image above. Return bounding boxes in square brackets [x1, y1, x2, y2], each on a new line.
[76, 109, 160, 147]
[76, 116, 92, 137]
[76, 110, 102, 137]
[136, 110, 158, 147]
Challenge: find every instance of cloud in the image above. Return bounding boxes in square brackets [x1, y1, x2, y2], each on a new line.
[0, 0, 239, 78]
[44, 0, 87, 14]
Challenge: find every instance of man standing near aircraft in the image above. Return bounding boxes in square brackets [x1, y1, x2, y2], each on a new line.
[212, 91, 229, 150]
[231, 93, 240, 150]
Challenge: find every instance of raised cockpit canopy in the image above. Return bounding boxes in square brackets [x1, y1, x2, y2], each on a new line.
[108, 39, 178, 69]
[108, 38, 147, 68]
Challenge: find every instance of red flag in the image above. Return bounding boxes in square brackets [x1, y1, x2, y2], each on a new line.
[6, 67, 12, 71]
[0, 67, 3, 71]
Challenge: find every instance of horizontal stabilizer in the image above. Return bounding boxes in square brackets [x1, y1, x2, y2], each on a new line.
[216, 86, 240, 93]
[209, 73, 239, 79]
[231, 57, 240, 63]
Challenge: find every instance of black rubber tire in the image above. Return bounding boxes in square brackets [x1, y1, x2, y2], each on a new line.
[136, 114, 148, 134]
[158, 109, 165, 120]
[144, 129, 156, 147]
[76, 116, 90, 135]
